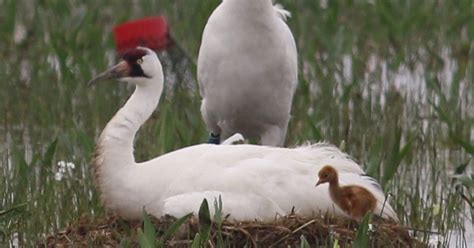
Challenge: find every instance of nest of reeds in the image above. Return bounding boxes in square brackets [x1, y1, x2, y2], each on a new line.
[38, 214, 426, 247]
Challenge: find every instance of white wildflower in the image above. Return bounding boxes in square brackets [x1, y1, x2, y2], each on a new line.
[54, 172, 63, 181]
[57, 161, 66, 168]
[55, 160, 75, 181]
[12, 232, 19, 248]
[66, 162, 75, 169]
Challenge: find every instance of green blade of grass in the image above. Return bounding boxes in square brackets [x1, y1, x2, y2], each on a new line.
[300, 235, 311, 248]
[198, 199, 212, 244]
[0, 202, 28, 219]
[213, 195, 224, 247]
[138, 209, 156, 248]
[452, 137, 474, 155]
[137, 229, 155, 248]
[160, 212, 193, 243]
[353, 213, 372, 248]
[191, 233, 201, 248]
[42, 138, 58, 167]
[383, 134, 413, 187]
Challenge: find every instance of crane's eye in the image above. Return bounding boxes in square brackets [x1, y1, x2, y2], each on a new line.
[137, 59, 143, 65]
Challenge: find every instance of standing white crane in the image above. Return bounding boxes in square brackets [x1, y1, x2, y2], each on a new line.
[87, 47, 398, 222]
[197, 0, 298, 146]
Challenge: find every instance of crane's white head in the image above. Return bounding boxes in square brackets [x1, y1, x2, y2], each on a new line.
[88, 47, 163, 86]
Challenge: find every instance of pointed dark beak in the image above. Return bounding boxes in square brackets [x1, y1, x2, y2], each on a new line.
[315, 180, 322, 187]
[88, 61, 130, 86]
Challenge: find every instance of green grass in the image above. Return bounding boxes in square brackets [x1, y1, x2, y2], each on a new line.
[0, 0, 473, 247]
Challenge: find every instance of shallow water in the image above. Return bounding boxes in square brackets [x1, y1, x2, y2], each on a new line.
[1, 0, 473, 247]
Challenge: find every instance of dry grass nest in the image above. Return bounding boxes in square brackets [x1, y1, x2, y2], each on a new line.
[38, 214, 427, 247]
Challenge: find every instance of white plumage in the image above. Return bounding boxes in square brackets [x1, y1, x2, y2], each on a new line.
[197, 0, 298, 146]
[89, 47, 398, 222]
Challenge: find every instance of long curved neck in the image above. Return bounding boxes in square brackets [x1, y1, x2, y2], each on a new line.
[93, 79, 162, 185]
[328, 175, 342, 203]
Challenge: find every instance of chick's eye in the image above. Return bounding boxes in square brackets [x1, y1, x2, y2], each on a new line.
[137, 59, 143, 65]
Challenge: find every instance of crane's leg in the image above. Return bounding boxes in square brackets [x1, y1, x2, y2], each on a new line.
[208, 132, 220, 144]
[260, 125, 287, 147]
[201, 100, 221, 144]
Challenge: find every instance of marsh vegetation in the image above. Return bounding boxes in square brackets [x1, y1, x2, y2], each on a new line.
[0, 0, 473, 247]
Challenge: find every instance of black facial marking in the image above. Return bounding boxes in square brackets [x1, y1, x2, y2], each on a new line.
[122, 48, 150, 78]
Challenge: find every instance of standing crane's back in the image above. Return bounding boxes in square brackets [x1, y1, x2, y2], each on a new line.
[197, 0, 298, 146]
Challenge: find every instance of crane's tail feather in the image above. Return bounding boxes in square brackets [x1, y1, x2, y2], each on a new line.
[273, 4, 291, 21]
[375, 195, 399, 222]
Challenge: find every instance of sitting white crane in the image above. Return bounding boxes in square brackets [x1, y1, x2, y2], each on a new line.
[197, 0, 298, 146]
[88, 47, 398, 222]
